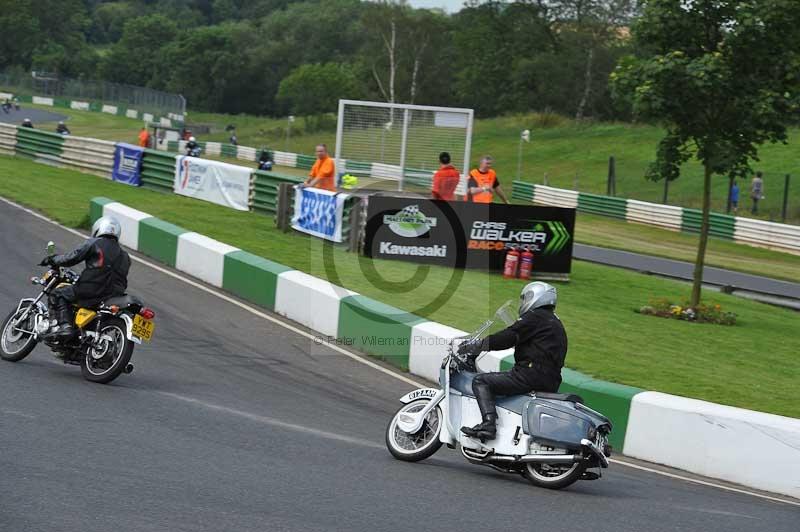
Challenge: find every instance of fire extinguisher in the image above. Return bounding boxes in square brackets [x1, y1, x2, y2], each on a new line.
[519, 246, 534, 280]
[503, 247, 520, 279]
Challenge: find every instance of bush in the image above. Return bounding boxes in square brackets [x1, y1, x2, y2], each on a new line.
[637, 297, 737, 325]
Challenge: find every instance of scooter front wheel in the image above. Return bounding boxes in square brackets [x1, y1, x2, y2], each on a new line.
[385, 399, 443, 462]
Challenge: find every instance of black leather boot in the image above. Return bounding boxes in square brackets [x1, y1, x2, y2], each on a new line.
[461, 413, 497, 441]
[45, 302, 76, 341]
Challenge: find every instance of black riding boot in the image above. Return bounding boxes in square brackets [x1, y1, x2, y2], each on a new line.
[461, 413, 497, 441]
[45, 301, 76, 341]
[461, 376, 498, 440]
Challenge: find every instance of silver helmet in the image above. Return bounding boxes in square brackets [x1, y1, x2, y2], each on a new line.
[519, 281, 557, 315]
[91, 216, 122, 239]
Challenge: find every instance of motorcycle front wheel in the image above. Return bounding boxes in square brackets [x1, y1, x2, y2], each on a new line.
[80, 317, 133, 384]
[385, 399, 443, 462]
[0, 306, 38, 362]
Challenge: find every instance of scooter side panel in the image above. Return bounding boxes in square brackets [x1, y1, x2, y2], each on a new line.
[524, 400, 594, 448]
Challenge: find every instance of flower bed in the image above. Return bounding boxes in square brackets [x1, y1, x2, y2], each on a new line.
[637, 297, 737, 325]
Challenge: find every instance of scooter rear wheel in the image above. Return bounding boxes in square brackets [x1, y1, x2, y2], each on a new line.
[385, 399, 443, 462]
[523, 460, 586, 490]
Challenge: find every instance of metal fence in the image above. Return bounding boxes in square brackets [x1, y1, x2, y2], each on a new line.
[0, 70, 185, 117]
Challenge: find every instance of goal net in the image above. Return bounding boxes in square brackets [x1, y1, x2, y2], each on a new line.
[334, 99, 473, 193]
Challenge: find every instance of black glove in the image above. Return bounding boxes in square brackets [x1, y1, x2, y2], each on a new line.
[458, 338, 484, 357]
[38, 256, 55, 267]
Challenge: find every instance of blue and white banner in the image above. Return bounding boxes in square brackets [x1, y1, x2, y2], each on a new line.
[291, 186, 349, 242]
[112, 143, 144, 186]
[174, 156, 251, 211]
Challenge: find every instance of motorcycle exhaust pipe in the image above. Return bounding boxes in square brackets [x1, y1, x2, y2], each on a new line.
[462, 447, 581, 465]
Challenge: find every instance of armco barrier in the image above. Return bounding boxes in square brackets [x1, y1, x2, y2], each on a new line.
[681, 208, 735, 239]
[87, 196, 800, 498]
[578, 192, 627, 219]
[61, 136, 116, 177]
[252, 171, 303, 215]
[14, 126, 64, 162]
[512, 180, 800, 254]
[0, 122, 16, 155]
[141, 150, 176, 192]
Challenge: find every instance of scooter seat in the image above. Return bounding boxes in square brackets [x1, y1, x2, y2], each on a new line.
[449, 372, 584, 415]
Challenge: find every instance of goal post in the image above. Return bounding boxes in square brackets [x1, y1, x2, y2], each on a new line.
[335, 99, 474, 193]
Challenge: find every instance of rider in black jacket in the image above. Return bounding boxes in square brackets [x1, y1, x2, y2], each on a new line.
[458, 282, 567, 440]
[40, 216, 131, 341]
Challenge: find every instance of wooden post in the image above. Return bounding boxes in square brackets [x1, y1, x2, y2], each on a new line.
[607, 156, 616, 196]
[782, 174, 791, 223]
[348, 197, 364, 253]
[276, 182, 293, 231]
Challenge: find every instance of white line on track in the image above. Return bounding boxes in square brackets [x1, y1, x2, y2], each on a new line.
[3, 195, 799, 508]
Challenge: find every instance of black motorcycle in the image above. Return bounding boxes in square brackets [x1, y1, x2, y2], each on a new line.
[0, 241, 155, 384]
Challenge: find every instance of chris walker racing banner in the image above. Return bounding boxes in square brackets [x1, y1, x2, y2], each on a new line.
[111, 143, 144, 186]
[291, 186, 350, 242]
[363, 197, 575, 273]
[174, 156, 251, 211]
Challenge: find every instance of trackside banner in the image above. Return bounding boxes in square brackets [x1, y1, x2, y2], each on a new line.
[173, 156, 251, 211]
[291, 186, 350, 242]
[363, 197, 575, 273]
[112, 143, 144, 186]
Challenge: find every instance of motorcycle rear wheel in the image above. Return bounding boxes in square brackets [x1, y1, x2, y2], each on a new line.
[386, 399, 443, 462]
[523, 459, 587, 490]
[0, 306, 38, 362]
[80, 317, 133, 384]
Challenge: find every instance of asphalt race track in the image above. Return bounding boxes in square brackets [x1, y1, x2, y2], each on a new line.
[0, 106, 68, 126]
[0, 200, 797, 532]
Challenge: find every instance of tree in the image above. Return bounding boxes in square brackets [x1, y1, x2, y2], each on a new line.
[276, 62, 362, 117]
[611, 0, 800, 306]
[99, 15, 179, 87]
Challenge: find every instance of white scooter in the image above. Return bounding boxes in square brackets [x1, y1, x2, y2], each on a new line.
[385, 302, 612, 490]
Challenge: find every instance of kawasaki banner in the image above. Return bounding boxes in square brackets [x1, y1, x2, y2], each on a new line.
[291, 186, 350, 242]
[112, 143, 144, 186]
[363, 197, 575, 273]
[174, 156, 251, 211]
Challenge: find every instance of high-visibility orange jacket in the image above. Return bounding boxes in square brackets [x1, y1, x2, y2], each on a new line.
[432, 164, 460, 201]
[307, 156, 336, 191]
[468, 168, 499, 203]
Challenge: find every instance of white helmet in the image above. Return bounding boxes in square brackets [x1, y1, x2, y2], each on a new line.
[519, 281, 557, 315]
[188, 136, 196, 142]
[92, 216, 122, 239]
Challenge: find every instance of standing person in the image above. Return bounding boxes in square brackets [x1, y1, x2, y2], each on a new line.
[431, 151, 461, 201]
[304, 144, 336, 192]
[751, 171, 764, 214]
[56, 121, 71, 135]
[467, 156, 509, 204]
[137, 127, 150, 148]
[730, 180, 740, 214]
[230, 131, 238, 146]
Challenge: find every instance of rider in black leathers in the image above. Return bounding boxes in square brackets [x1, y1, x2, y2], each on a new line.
[459, 282, 567, 440]
[40, 217, 131, 341]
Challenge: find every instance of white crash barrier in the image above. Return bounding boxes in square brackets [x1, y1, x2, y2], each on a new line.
[175, 233, 239, 288]
[32, 96, 54, 106]
[274, 271, 357, 338]
[624, 391, 800, 498]
[71, 101, 90, 111]
[734, 218, 800, 255]
[101, 202, 152, 250]
[204, 142, 221, 156]
[61, 136, 116, 177]
[0, 122, 17, 155]
[237, 145, 257, 162]
[532, 185, 579, 209]
[102, 105, 118, 115]
[272, 150, 297, 168]
[409, 322, 468, 382]
[371, 162, 402, 181]
[126, 109, 139, 119]
[626, 199, 683, 231]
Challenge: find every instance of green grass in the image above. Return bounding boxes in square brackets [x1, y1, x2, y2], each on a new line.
[19, 103, 800, 222]
[0, 154, 798, 418]
[23, 103, 145, 145]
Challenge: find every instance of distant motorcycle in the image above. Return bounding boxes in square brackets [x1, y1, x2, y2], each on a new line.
[385, 302, 612, 490]
[186, 145, 201, 157]
[0, 241, 155, 384]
